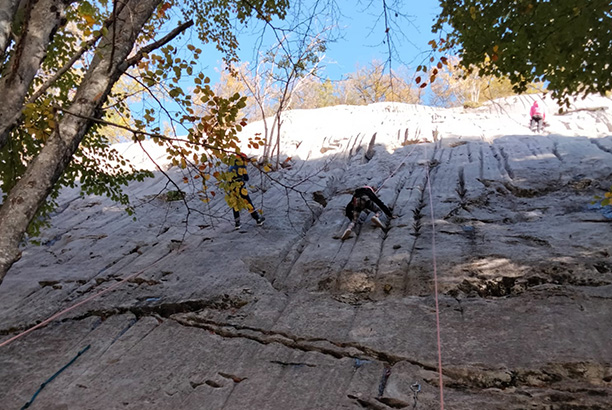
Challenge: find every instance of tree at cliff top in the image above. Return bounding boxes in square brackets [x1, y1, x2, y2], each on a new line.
[0, 0, 290, 284]
[429, 57, 543, 108]
[431, 0, 611, 106]
[430, 0, 612, 202]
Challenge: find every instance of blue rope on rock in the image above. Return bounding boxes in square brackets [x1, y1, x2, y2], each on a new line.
[21, 345, 91, 409]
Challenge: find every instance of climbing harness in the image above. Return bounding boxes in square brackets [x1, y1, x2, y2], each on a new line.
[21, 345, 90, 409]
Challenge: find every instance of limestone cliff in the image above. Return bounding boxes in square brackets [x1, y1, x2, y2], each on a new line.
[1, 95, 611, 409]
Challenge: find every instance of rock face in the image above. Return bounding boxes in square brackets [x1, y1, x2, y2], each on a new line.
[1, 95, 612, 409]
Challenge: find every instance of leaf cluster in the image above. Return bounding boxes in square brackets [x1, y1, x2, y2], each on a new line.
[433, 0, 612, 105]
[1, 0, 292, 236]
[0, 1, 155, 235]
[595, 188, 612, 207]
[183, 0, 289, 65]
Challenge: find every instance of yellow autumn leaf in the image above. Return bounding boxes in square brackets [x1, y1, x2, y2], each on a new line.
[83, 14, 96, 27]
[469, 6, 476, 19]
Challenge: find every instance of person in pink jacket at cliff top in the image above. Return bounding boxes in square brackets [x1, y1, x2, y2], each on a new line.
[530, 101, 546, 132]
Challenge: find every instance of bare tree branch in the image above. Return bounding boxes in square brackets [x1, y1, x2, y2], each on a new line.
[56, 106, 238, 156]
[124, 20, 194, 68]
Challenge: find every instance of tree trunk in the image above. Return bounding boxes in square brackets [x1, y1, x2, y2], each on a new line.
[0, 0, 162, 284]
[274, 111, 282, 168]
[0, 0, 22, 58]
[0, 0, 75, 151]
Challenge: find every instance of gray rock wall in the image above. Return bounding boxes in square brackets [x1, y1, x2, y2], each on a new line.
[1, 97, 611, 409]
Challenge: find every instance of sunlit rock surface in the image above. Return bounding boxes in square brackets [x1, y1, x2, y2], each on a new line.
[1, 95, 611, 409]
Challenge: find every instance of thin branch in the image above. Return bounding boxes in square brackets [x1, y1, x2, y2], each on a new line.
[137, 139, 192, 240]
[28, 1, 127, 105]
[124, 71, 186, 137]
[56, 106, 234, 154]
[124, 20, 194, 68]
[28, 37, 100, 105]
[382, 0, 394, 91]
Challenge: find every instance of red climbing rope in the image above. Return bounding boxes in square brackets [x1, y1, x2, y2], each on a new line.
[375, 139, 445, 408]
[425, 158, 445, 410]
[378, 139, 445, 408]
[0, 251, 174, 348]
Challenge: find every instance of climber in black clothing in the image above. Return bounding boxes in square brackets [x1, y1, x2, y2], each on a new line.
[342, 186, 393, 240]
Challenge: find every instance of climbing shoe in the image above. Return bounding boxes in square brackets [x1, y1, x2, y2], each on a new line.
[371, 215, 384, 229]
[257, 216, 265, 226]
[341, 227, 353, 240]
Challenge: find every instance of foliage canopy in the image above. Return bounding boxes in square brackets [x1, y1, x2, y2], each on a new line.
[432, 0, 612, 105]
[0, 0, 290, 282]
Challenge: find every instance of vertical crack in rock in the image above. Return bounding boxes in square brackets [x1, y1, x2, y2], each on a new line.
[402, 176, 430, 296]
[377, 364, 392, 397]
[400, 145, 439, 296]
[403, 128, 410, 145]
[364, 133, 377, 163]
[552, 141, 563, 161]
[521, 136, 540, 158]
[498, 146, 515, 179]
[330, 229, 365, 293]
[479, 145, 485, 180]
[269, 236, 310, 291]
[456, 167, 467, 200]
[348, 133, 365, 159]
[373, 175, 409, 279]
[445, 144, 454, 163]
[411, 184, 427, 238]
[590, 138, 612, 155]
[265, 173, 349, 292]
[489, 144, 513, 180]
[466, 142, 473, 163]
[453, 297, 465, 319]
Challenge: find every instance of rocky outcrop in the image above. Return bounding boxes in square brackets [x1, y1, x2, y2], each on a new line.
[1, 96, 611, 409]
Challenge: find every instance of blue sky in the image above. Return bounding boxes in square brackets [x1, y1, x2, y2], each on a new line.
[196, 0, 443, 83]
[322, 1, 442, 80]
[130, 0, 444, 129]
